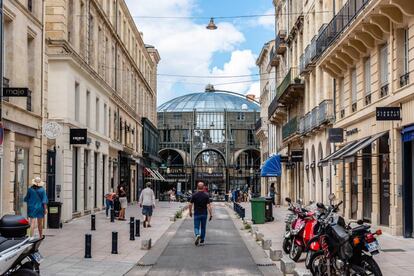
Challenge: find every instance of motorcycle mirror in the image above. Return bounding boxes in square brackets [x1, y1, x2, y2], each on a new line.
[328, 193, 336, 201]
[357, 219, 364, 225]
[317, 202, 325, 209]
[285, 197, 292, 203]
[297, 198, 303, 205]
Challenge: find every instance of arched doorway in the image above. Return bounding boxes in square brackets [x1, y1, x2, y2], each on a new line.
[194, 149, 226, 197]
[318, 142, 324, 203]
[231, 149, 261, 195]
[311, 145, 316, 202]
[159, 148, 189, 200]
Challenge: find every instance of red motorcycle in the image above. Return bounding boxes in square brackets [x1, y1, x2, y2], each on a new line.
[283, 198, 321, 262]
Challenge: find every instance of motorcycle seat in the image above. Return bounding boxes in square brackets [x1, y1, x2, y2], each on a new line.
[0, 238, 26, 253]
[351, 224, 371, 233]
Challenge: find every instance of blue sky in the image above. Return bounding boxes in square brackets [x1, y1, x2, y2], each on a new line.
[125, 0, 274, 105]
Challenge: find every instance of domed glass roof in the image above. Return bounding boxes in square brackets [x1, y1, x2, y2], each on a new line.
[158, 90, 260, 112]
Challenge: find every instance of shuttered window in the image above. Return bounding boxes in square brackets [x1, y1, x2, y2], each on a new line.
[340, 79, 345, 108]
[364, 58, 371, 95]
[351, 69, 357, 104]
[380, 44, 388, 86]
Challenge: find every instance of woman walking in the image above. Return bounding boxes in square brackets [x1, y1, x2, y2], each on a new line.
[117, 185, 127, 220]
[24, 177, 48, 237]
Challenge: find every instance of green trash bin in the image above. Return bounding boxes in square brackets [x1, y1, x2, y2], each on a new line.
[250, 197, 266, 224]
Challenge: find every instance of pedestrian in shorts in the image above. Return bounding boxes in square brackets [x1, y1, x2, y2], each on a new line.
[139, 182, 156, 228]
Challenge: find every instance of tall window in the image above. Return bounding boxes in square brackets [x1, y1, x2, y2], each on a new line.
[96, 98, 100, 132]
[27, 35, 35, 112]
[68, 0, 74, 43]
[364, 58, 371, 105]
[400, 29, 410, 87]
[351, 68, 357, 112]
[104, 104, 107, 136]
[339, 78, 345, 118]
[88, 14, 95, 65]
[86, 91, 91, 127]
[75, 82, 80, 121]
[404, 29, 409, 75]
[28, 0, 33, 12]
[380, 44, 389, 97]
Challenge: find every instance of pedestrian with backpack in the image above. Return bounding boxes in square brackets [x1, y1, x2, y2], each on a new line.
[24, 176, 48, 237]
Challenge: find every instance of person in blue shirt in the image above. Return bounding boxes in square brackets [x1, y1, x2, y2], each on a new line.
[24, 177, 48, 237]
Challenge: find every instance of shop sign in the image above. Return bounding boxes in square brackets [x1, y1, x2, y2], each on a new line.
[376, 107, 401, 121]
[291, 150, 303, 162]
[328, 128, 344, 143]
[70, 128, 87, 144]
[196, 172, 224, 178]
[346, 128, 358, 136]
[2, 87, 29, 97]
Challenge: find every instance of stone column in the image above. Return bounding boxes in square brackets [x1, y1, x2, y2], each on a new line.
[391, 126, 403, 235]
[3, 131, 16, 214]
[344, 162, 351, 219]
[357, 157, 363, 220]
[371, 141, 380, 226]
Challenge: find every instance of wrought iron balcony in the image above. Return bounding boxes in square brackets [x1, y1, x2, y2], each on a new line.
[316, 0, 370, 59]
[311, 107, 318, 129]
[269, 47, 280, 67]
[304, 112, 311, 133]
[298, 117, 305, 134]
[282, 117, 299, 141]
[317, 100, 334, 125]
[26, 89, 32, 112]
[400, 72, 410, 87]
[275, 67, 304, 105]
[255, 118, 262, 132]
[268, 95, 278, 119]
[275, 30, 287, 55]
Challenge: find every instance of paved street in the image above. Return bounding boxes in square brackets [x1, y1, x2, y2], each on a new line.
[40, 202, 184, 276]
[239, 202, 414, 276]
[145, 205, 262, 276]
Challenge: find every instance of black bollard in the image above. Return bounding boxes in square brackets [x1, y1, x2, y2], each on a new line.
[110, 209, 115, 222]
[130, 217, 135, 241]
[91, 214, 96, 231]
[85, 234, 92, 258]
[111, 232, 118, 254]
[135, 219, 140, 237]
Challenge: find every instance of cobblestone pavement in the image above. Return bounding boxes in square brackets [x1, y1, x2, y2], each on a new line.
[39, 202, 184, 276]
[238, 202, 414, 276]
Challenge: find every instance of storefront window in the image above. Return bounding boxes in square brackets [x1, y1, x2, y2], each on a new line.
[14, 147, 29, 216]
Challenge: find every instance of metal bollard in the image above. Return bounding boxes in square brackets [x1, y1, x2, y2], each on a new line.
[111, 232, 118, 254]
[135, 219, 140, 237]
[130, 217, 135, 241]
[91, 214, 96, 231]
[85, 234, 92, 258]
[110, 209, 115, 222]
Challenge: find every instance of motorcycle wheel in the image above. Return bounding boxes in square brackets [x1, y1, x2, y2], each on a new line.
[357, 255, 382, 276]
[282, 238, 291, 254]
[308, 250, 324, 275]
[11, 268, 39, 276]
[21, 262, 40, 273]
[289, 242, 303, 262]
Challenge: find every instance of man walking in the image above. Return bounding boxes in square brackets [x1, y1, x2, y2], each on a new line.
[189, 182, 213, 246]
[139, 182, 156, 228]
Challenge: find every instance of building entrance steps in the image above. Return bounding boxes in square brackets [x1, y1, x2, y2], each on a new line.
[39, 202, 184, 276]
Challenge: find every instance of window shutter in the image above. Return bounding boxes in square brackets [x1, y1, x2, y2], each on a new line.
[364, 58, 371, 95]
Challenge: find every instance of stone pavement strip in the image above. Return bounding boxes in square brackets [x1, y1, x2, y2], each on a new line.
[40, 202, 184, 276]
[131, 204, 265, 276]
[239, 202, 414, 276]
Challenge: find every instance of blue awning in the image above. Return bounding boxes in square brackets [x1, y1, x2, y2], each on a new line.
[261, 154, 282, 177]
[402, 125, 414, 143]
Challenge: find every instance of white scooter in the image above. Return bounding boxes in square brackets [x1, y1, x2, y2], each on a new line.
[0, 215, 44, 276]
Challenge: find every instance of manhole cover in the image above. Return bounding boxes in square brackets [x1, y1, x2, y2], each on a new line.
[381, 248, 405, 252]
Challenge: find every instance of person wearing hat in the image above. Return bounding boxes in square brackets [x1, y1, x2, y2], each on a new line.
[24, 176, 48, 237]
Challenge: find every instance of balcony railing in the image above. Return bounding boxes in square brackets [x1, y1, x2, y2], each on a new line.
[316, 0, 369, 58]
[268, 95, 279, 119]
[311, 107, 318, 129]
[26, 89, 32, 112]
[255, 118, 262, 132]
[282, 117, 299, 140]
[304, 112, 312, 132]
[318, 100, 334, 125]
[275, 30, 287, 55]
[3, 77, 10, 102]
[275, 67, 303, 103]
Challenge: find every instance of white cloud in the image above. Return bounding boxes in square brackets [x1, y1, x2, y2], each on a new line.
[245, 81, 260, 98]
[125, 0, 260, 104]
[251, 8, 275, 30]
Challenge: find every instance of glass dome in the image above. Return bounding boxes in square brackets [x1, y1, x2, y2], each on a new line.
[158, 90, 260, 112]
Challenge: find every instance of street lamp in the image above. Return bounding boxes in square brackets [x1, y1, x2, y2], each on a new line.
[206, 18, 217, 30]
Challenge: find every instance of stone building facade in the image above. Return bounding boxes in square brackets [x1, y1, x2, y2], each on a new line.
[1, 0, 47, 217]
[263, 0, 414, 236]
[45, 0, 159, 221]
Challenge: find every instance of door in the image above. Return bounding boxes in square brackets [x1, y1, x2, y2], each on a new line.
[350, 160, 358, 219]
[94, 152, 98, 208]
[47, 149, 56, 201]
[362, 146, 372, 221]
[72, 148, 78, 212]
[14, 147, 29, 216]
[84, 150, 89, 211]
[379, 133, 390, 226]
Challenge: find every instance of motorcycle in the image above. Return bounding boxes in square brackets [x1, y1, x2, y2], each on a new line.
[308, 197, 382, 276]
[0, 215, 44, 276]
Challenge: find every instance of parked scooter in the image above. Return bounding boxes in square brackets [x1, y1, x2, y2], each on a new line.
[0, 215, 44, 276]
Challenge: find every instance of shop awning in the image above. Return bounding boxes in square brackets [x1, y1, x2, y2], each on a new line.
[261, 154, 282, 177]
[145, 168, 161, 180]
[342, 132, 388, 163]
[153, 170, 167, 182]
[320, 140, 359, 167]
[402, 125, 414, 143]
